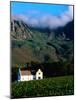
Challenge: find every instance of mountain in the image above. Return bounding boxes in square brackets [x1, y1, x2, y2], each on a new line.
[11, 18, 74, 65]
[11, 19, 33, 40]
[54, 21, 74, 40]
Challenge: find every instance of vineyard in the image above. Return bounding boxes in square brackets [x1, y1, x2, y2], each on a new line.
[11, 75, 74, 98]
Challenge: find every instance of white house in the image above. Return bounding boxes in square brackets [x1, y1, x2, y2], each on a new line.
[36, 69, 43, 80]
[18, 68, 43, 81]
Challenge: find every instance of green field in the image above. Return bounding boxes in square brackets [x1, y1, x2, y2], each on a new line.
[11, 75, 74, 98]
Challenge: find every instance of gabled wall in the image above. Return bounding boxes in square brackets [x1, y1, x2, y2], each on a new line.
[36, 69, 43, 80]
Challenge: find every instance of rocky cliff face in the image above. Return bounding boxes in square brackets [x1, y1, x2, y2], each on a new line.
[11, 19, 33, 40]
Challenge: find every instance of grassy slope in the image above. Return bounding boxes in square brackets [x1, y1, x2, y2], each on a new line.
[11, 75, 74, 98]
[11, 30, 59, 65]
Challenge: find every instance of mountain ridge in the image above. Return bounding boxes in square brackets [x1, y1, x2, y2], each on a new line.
[11, 18, 74, 65]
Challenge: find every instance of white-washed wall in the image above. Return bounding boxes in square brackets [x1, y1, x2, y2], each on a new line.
[20, 75, 33, 81]
[36, 69, 43, 80]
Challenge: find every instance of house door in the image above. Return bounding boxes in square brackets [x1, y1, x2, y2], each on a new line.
[38, 77, 41, 79]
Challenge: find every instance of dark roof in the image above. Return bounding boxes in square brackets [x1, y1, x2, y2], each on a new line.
[20, 70, 31, 75]
[19, 64, 43, 75]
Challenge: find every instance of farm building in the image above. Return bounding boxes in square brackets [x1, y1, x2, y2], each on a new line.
[18, 67, 43, 81]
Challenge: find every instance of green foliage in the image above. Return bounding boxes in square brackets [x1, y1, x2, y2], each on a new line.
[11, 76, 74, 98]
[11, 67, 19, 82]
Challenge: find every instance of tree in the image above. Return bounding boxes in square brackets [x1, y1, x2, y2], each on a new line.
[44, 54, 50, 63]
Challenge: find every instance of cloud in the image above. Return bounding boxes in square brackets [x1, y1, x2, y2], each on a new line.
[38, 6, 73, 29]
[11, 6, 73, 29]
[11, 14, 29, 23]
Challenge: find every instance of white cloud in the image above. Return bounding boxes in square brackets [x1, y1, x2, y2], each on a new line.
[11, 14, 29, 23]
[39, 6, 73, 29]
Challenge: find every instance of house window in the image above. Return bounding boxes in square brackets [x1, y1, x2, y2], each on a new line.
[38, 77, 41, 79]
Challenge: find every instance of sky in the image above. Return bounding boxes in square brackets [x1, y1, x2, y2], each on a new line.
[11, 2, 73, 29]
[11, 2, 68, 16]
